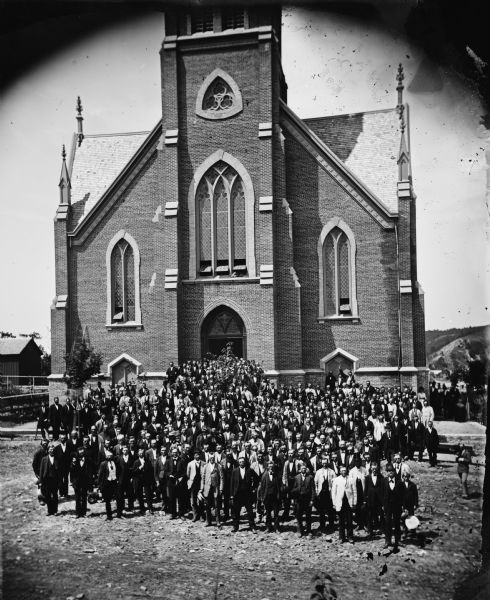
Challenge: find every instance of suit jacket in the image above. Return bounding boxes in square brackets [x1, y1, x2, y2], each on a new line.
[131, 457, 154, 485]
[282, 459, 299, 487]
[70, 458, 92, 489]
[97, 460, 119, 488]
[364, 473, 385, 507]
[48, 404, 63, 429]
[331, 474, 357, 511]
[401, 480, 419, 514]
[382, 478, 405, 514]
[163, 457, 186, 487]
[291, 473, 315, 503]
[424, 427, 439, 450]
[32, 447, 47, 478]
[39, 456, 60, 485]
[230, 466, 256, 499]
[61, 403, 76, 431]
[200, 462, 224, 497]
[154, 454, 168, 482]
[54, 442, 72, 470]
[187, 459, 204, 490]
[314, 467, 335, 497]
[381, 432, 397, 456]
[258, 471, 282, 503]
[117, 455, 134, 485]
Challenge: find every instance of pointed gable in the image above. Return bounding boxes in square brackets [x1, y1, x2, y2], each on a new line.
[69, 131, 151, 226]
[304, 108, 401, 215]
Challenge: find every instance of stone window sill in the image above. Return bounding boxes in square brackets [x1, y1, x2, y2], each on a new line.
[183, 277, 259, 285]
[106, 322, 143, 331]
[317, 315, 360, 323]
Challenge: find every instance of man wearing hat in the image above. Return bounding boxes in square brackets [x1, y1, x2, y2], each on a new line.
[39, 444, 61, 516]
[381, 464, 405, 550]
[70, 447, 92, 518]
[164, 447, 186, 518]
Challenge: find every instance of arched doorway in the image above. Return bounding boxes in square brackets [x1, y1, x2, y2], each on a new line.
[201, 306, 246, 358]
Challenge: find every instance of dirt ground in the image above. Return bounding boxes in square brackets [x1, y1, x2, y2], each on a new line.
[1, 439, 485, 600]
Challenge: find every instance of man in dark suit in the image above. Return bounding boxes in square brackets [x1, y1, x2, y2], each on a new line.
[132, 448, 154, 515]
[381, 464, 405, 550]
[281, 449, 299, 521]
[116, 445, 134, 517]
[164, 448, 187, 518]
[258, 462, 282, 533]
[61, 397, 76, 434]
[401, 471, 419, 539]
[220, 450, 237, 522]
[408, 416, 425, 461]
[364, 462, 384, 539]
[70, 447, 92, 517]
[230, 456, 257, 532]
[97, 451, 119, 520]
[39, 444, 60, 515]
[291, 463, 315, 537]
[32, 439, 48, 480]
[54, 432, 71, 497]
[424, 420, 439, 467]
[48, 397, 63, 439]
[381, 424, 397, 465]
[155, 447, 168, 512]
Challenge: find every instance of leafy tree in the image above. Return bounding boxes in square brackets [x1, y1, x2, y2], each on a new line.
[467, 359, 487, 387]
[450, 366, 469, 387]
[64, 339, 102, 390]
[209, 343, 262, 394]
[40, 346, 51, 376]
[0, 332, 16, 338]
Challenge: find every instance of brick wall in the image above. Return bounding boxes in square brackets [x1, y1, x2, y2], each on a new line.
[285, 137, 400, 372]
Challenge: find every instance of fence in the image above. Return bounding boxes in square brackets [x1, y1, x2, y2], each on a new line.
[0, 375, 48, 393]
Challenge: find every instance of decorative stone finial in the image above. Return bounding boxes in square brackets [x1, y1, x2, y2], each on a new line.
[396, 64, 406, 133]
[59, 143, 71, 205]
[76, 96, 84, 146]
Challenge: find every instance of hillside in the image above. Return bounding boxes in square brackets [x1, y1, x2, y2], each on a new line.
[427, 324, 490, 373]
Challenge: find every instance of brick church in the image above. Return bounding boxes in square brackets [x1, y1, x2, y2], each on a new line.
[49, 6, 427, 400]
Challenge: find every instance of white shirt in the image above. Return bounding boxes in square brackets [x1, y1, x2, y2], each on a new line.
[107, 461, 116, 481]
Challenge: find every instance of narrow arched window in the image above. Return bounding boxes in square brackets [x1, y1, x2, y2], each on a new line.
[323, 227, 353, 316]
[197, 161, 248, 277]
[111, 240, 135, 322]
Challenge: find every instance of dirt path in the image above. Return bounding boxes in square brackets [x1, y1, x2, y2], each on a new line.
[1, 440, 485, 600]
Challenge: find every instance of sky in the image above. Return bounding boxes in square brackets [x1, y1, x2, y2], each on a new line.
[0, 6, 488, 353]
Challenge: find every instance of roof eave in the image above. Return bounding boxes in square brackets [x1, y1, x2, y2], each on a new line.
[279, 99, 398, 219]
[68, 120, 162, 238]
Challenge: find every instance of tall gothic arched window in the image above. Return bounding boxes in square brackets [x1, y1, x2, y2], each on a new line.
[196, 161, 247, 276]
[111, 239, 135, 322]
[323, 226, 354, 316]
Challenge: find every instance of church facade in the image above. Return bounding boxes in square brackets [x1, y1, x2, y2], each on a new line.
[49, 6, 427, 400]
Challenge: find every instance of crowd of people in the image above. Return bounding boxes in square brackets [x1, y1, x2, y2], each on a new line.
[33, 353, 448, 549]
